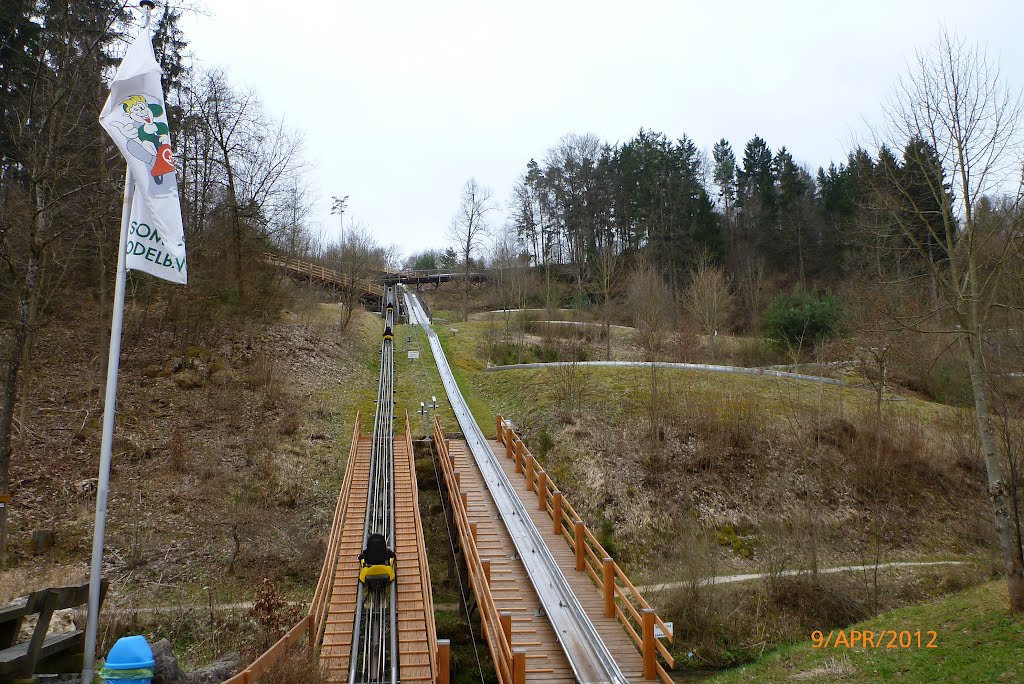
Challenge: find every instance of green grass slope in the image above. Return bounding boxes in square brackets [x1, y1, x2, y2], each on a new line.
[708, 580, 1024, 683]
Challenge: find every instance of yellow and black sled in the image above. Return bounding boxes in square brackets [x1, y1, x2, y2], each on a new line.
[359, 533, 396, 589]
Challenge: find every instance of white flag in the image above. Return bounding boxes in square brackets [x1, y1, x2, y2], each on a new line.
[100, 27, 187, 284]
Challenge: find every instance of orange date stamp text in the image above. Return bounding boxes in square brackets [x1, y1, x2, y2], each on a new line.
[810, 629, 938, 649]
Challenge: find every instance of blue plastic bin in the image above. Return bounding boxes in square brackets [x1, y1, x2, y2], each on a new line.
[99, 635, 155, 683]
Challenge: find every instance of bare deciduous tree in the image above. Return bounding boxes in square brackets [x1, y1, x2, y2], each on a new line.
[548, 339, 588, 423]
[490, 226, 531, 361]
[199, 70, 305, 301]
[544, 133, 605, 291]
[592, 225, 621, 360]
[873, 30, 1024, 611]
[628, 261, 673, 476]
[683, 250, 734, 361]
[735, 255, 766, 331]
[449, 178, 492, 322]
[323, 222, 390, 331]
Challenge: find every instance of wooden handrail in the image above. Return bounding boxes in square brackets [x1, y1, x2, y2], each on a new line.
[404, 412, 439, 681]
[616, 605, 641, 646]
[562, 498, 581, 523]
[615, 565, 673, 639]
[560, 507, 575, 535]
[434, 417, 517, 684]
[617, 585, 643, 626]
[222, 615, 312, 684]
[496, 415, 676, 682]
[309, 412, 362, 644]
[261, 252, 385, 297]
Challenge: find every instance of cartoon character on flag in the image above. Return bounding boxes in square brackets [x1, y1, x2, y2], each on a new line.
[99, 22, 187, 283]
[107, 94, 176, 186]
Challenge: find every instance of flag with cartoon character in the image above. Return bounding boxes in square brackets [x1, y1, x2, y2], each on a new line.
[100, 25, 187, 284]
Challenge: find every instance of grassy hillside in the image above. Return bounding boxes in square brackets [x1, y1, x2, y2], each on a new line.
[426, 316, 986, 561]
[416, 296, 997, 670]
[708, 580, 1024, 683]
[5, 298, 387, 666]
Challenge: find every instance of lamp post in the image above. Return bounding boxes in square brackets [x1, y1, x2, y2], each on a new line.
[331, 194, 349, 243]
[418, 396, 438, 442]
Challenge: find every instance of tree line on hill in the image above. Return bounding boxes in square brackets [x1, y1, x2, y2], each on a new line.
[498, 129, 957, 304]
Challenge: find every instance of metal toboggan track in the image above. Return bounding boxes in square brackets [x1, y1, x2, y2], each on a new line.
[349, 289, 399, 684]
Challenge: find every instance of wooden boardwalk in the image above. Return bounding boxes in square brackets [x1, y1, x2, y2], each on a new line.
[263, 252, 385, 298]
[393, 433, 436, 683]
[321, 436, 370, 681]
[448, 440, 575, 681]
[486, 439, 649, 682]
[320, 434, 435, 682]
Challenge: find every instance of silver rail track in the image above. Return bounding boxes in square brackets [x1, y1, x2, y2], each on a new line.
[404, 288, 628, 684]
[349, 291, 399, 684]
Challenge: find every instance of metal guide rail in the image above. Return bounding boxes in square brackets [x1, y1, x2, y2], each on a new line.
[349, 288, 399, 684]
[403, 288, 628, 684]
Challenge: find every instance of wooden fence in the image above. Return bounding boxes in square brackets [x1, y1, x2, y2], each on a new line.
[310, 412, 363, 643]
[223, 414, 363, 684]
[221, 615, 315, 684]
[403, 412, 442, 681]
[432, 417, 526, 684]
[263, 252, 385, 297]
[496, 415, 676, 683]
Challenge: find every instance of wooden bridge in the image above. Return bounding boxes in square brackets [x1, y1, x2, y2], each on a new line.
[263, 253, 385, 299]
[264, 252, 488, 297]
[382, 269, 488, 288]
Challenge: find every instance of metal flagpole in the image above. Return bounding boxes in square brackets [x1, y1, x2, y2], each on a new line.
[81, 163, 135, 683]
[81, 8, 154, 681]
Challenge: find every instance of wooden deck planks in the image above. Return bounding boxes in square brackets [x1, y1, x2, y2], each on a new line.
[448, 440, 576, 681]
[488, 439, 649, 682]
[320, 435, 436, 683]
[321, 436, 371, 682]
[393, 434, 435, 683]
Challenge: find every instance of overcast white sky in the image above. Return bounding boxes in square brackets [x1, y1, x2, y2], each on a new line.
[176, 0, 1024, 260]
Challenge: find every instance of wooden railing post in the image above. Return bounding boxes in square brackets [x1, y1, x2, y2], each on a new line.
[469, 520, 478, 543]
[537, 471, 547, 511]
[642, 608, 656, 679]
[481, 558, 491, 585]
[500, 612, 512, 647]
[526, 455, 535, 491]
[496, 415, 503, 440]
[505, 429, 513, 460]
[437, 639, 451, 684]
[575, 521, 585, 571]
[514, 440, 524, 473]
[552, 491, 562, 535]
[460, 492, 468, 511]
[512, 648, 527, 684]
[603, 557, 615, 618]
[454, 470, 461, 491]
[306, 614, 313, 658]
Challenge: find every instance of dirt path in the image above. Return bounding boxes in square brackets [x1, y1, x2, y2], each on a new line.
[637, 560, 969, 593]
[484, 359, 848, 386]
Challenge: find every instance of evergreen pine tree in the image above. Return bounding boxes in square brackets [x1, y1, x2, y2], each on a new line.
[736, 135, 776, 262]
